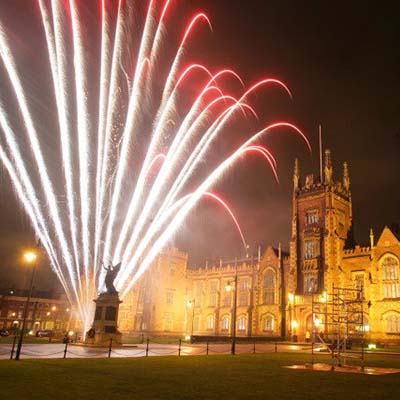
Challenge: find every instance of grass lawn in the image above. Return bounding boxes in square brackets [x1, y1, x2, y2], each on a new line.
[0, 353, 400, 400]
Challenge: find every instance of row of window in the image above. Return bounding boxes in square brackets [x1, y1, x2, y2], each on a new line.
[193, 270, 278, 308]
[197, 314, 275, 333]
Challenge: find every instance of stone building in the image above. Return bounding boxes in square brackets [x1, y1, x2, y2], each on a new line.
[118, 149, 400, 344]
[118, 247, 188, 336]
[0, 289, 71, 335]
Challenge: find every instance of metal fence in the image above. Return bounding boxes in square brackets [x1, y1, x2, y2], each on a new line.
[1, 336, 399, 360]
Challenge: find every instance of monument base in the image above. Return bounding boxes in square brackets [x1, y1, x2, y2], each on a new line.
[85, 292, 123, 346]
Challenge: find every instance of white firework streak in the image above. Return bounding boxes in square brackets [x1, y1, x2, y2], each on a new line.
[69, 0, 92, 301]
[98, 0, 125, 266]
[0, 102, 67, 292]
[94, 0, 111, 274]
[39, 0, 82, 294]
[102, 0, 156, 267]
[0, 25, 81, 306]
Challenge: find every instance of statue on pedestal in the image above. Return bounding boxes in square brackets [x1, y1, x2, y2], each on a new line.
[85, 262, 123, 346]
[104, 262, 121, 294]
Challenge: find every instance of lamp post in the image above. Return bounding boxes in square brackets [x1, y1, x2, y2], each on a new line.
[288, 293, 293, 339]
[15, 250, 37, 360]
[187, 299, 195, 338]
[225, 258, 238, 355]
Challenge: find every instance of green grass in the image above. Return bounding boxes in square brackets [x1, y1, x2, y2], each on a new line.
[1, 353, 400, 400]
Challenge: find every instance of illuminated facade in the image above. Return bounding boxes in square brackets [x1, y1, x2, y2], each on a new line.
[119, 149, 400, 343]
[0, 290, 71, 334]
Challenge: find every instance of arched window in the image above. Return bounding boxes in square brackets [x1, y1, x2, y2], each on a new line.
[221, 316, 230, 331]
[263, 315, 274, 332]
[381, 255, 400, 298]
[385, 313, 400, 334]
[237, 315, 247, 332]
[206, 315, 215, 330]
[264, 269, 275, 304]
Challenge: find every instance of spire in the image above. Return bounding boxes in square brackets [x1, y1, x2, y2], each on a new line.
[293, 158, 300, 191]
[343, 161, 350, 191]
[370, 228, 375, 248]
[324, 149, 333, 184]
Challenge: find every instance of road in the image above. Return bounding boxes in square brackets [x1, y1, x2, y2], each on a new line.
[0, 342, 308, 360]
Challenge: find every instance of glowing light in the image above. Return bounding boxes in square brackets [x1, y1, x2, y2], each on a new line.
[225, 282, 233, 292]
[68, 330, 75, 337]
[291, 320, 298, 329]
[368, 343, 376, 350]
[288, 293, 294, 303]
[314, 318, 321, 328]
[24, 251, 37, 264]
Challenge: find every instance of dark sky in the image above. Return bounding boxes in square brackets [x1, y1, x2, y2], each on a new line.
[0, 1, 399, 289]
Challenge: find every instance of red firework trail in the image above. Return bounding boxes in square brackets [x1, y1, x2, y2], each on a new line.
[203, 191, 247, 251]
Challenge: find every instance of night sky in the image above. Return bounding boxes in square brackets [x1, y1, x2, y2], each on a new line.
[0, 1, 399, 289]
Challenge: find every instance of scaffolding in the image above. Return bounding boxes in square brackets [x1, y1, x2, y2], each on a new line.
[311, 284, 366, 370]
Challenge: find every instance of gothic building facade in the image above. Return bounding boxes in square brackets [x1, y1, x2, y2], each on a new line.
[118, 149, 400, 343]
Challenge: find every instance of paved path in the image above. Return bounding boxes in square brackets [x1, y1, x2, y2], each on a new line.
[0, 342, 307, 360]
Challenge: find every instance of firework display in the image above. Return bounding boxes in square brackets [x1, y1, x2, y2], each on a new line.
[0, 0, 309, 328]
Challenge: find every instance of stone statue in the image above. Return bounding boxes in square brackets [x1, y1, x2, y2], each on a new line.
[104, 262, 121, 294]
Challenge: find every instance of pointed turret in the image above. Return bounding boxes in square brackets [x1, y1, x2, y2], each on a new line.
[370, 228, 375, 248]
[343, 161, 350, 191]
[293, 158, 300, 191]
[324, 149, 333, 184]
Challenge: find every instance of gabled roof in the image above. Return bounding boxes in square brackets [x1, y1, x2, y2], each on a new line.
[376, 226, 400, 247]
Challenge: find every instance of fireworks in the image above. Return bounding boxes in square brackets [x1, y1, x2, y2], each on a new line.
[0, 1, 310, 328]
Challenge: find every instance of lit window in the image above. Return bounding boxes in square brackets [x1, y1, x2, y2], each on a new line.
[386, 313, 400, 334]
[264, 315, 274, 331]
[209, 281, 218, 307]
[304, 241, 316, 259]
[238, 279, 249, 306]
[306, 209, 319, 225]
[207, 315, 215, 330]
[221, 316, 230, 331]
[354, 273, 364, 300]
[304, 273, 317, 294]
[264, 269, 275, 305]
[382, 256, 400, 299]
[238, 316, 247, 332]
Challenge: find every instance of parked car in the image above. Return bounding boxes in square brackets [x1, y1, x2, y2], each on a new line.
[36, 330, 54, 338]
[0, 329, 9, 337]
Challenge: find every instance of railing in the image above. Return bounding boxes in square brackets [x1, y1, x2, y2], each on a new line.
[1, 336, 399, 361]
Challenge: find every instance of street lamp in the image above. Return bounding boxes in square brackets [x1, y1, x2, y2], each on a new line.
[225, 258, 238, 355]
[187, 299, 195, 338]
[288, 293, 294, 341]
[15, 250, 38, 360]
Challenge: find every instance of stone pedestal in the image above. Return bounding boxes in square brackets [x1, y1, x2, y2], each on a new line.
[85, 292, 122, 346]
